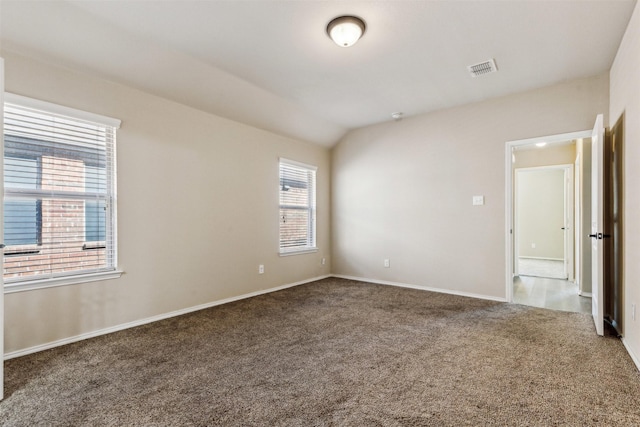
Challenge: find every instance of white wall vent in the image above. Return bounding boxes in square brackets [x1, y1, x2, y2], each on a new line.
[467, 59, 498, 77]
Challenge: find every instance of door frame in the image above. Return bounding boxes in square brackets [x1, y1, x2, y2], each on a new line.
[505, 129, 592, 302]
[591, 114, 606, 336]
[1, 56, 5, 400]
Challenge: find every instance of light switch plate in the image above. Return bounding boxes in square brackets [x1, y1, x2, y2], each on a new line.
[472, 195, 485, 206]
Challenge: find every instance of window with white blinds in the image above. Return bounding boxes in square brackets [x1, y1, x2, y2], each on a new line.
[279, 158, 317, 254]
[3, 94, 120, 287]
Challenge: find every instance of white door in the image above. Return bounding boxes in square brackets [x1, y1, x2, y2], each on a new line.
[0, 56, 5, 399]
[591, 114, 605, 336]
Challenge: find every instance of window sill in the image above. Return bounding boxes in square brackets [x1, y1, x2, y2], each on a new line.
[83, 242, 106, 250]
[279, 248, 318, 257]
[4, 270, 123, 294]
[4, 243, 42, 256]
[4, 249, 41, 256]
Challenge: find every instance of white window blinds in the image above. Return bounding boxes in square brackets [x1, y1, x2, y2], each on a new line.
[279, 158, 317, 254]
[3, 94, 120, 285]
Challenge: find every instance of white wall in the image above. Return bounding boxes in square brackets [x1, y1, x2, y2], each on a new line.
[516, 169, 565, 260]
[609, 1, 640, 366]
[332, 74, 609, 299]
[1, 51, 331, 354]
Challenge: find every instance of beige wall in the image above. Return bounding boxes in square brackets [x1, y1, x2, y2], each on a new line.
[1, 51, 331, 354]
[610, 1, 640, 366]
[332, 74, 609, 299]
[513, 144, 576, 169]
[516, 169, 565, 260]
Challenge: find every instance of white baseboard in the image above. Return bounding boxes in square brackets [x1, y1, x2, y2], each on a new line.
[518, 256, 564, 261]
[4, 274, 331, 360]
[13, 273, 628, 367]
[578, 291, 593, 297]
[621, 338, 640, 372]
[331, 274, 508, 303]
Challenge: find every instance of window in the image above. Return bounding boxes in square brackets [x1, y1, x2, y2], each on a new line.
[84, 165, 106, 244]
[3, 94, 121, 289]
[279, 158, 317, 254]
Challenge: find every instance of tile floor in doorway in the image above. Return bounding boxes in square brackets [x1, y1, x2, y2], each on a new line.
[513, 275, 592, 315]
[518, 258, 566, 279]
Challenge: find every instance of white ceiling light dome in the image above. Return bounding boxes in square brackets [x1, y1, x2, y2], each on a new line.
[326, 16, 366, 47]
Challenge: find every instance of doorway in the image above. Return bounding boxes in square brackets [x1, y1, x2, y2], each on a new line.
[505, 130, 593, 314]
[513, 163, 589, 313]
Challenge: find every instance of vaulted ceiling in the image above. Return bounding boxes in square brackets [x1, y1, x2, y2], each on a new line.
[1, 0, 636, 146]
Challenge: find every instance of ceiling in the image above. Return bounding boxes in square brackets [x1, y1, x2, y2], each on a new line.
[0, 0, 636, 147]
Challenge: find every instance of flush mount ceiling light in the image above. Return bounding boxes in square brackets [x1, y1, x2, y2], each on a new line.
[326, 16, 366, 47]
[535, 142, 548, 147]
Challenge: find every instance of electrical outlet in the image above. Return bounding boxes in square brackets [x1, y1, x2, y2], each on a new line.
[258, 264, 264, 274]
[384, 259, 390, 268]
[322, 258, 326, 265]
[472, 195, 484, 206]
[531, 243, 536, 249]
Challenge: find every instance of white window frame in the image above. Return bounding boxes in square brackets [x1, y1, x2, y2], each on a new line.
[279, 158, 317, 256]
[3, 93, 122, 293]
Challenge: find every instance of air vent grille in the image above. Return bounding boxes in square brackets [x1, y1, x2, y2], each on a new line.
[468, 59, 498, 77]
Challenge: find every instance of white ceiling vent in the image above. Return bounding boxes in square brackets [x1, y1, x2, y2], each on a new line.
[467, 59, 498, 77]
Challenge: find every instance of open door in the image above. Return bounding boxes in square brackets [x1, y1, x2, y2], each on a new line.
[591, 114, 605, 336]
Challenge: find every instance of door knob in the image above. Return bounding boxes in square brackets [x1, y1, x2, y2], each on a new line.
[589, 233, 612, 239]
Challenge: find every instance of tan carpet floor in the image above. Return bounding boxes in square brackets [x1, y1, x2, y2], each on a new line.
[1, 278, 639, 426]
